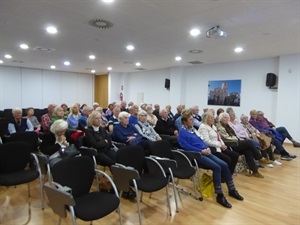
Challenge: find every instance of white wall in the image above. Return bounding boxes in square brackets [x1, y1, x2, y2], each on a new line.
[109, 54, 299, 140]
[0, 66, 94, 109]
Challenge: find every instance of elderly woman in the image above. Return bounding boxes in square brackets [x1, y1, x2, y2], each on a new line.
[67, 104, 81, 129]
[8, 107, 34, 134]
[199, 111, 239, 175]
[178, 111, 243, 208]
[26, 107, 41, 132]
[85, 111, 116, 167]
[40, 119, 69, 155]
[217, 112, 270, 178]
[51, 106, 65, 122]
[240, 114, 282, 166]
[95, 106, 109, 129]
[135, 110, 162, 142]
[112, 111, 152, 155]
[146, 104, 158, 127]
[249, 109, 296, 161]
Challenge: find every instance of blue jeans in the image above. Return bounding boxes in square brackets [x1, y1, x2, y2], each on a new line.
[197, 154, 232, 193]
[276, 126, 293, 142]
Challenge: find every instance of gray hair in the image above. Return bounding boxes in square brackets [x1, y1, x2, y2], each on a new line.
[118, 111, 130, 120]
[52, 106, 63, 116]
[218, 112, 230, 123]
[50, 119, 68, 134]
[88, 111, 101, 126]
[12, 107, 22, 114]
[138, 110, 147, 117]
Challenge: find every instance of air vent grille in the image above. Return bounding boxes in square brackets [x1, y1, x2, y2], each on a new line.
[188, 61, 203, 65]
[33, 46, 55, 52]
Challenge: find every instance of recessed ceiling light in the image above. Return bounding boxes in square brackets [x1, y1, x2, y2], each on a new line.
[135, 62, 141, 67]
[107, 67, 112, 71]
[175, 56, 182, 61]
[89, 55, 96, 60]
[234, 47, 243, 53]
[102, 0, 114, 3]
[126, 45, 134, 51]
[50, 65, 56, 69]
[64, 61, 70, 66]
[190, 28, 200, 36]
[91, 70, 96, 73]
[0, 60, 3, 64]
[46, 26, 57, 34]
[4, 54, 12, 59]
[20, 44, 29, 49]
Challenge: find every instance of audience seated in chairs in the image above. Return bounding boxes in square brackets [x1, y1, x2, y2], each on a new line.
[77, 106, 92, 131]
[51, 106, 65, 123]
[152, 104, 160, 118]
[85, 111, 116, 168]
[112, 111, 152, 156]
[128, 104, 139, 125]
[240, 114, 282, 167]
[177, 111, 244, 208]
[135, 110, 162, 142]
[94, 106, 109, 130]
[8, 107, 34, 134]
[146, 104, 158, 127]
[217, 112, 271, 178]
[41, 103, 56, 132]
[40, 119, 69, 156]
[199, 111, 239, 175]
[249, 109, 296, 161]
[60, 103, 69, 119]
[192, 105, 202, 129]
[108, 106, 121, 133]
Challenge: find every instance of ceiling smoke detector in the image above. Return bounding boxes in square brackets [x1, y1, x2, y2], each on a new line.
[206, 26, 227, 38]
[89, 19, 114, 29]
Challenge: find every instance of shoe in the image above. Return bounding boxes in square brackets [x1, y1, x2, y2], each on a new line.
[289, 154, 297, 159]
[273, 160, 282, 166]
[229, 190, 244, 201]
[292, 141, 300, 148]
[280, 155, 293, 161]
[252, 172, 264, 178]
[122, 188, 136, 199]
[258, 164, 265, 168]
[216, 196, 232, 208]
[265, 163, 274, 168]
[259, 158, 273, 164]
[273, 148, 280, 154]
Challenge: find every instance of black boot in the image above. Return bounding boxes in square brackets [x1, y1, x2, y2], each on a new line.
[216, 194, 232, 208]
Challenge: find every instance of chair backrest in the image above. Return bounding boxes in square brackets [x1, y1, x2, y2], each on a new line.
[0, 142, 31, 174]
[116, 146, 145, 174]
[111, 165, 140, 192]
[51, 156, 95, 197]
[9, 131, 39, 152]
[44, 182, 75, 218]
[150, 140, 173, 158]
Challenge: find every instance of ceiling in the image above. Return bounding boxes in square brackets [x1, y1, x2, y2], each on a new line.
[0, 0, 299, 75]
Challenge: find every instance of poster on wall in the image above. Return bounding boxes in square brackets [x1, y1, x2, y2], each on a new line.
[207, 79, 241, 106]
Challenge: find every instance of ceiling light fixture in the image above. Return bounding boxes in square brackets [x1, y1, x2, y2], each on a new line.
[64, 61, 70, 66]
[102, 0, 114, 3]
[4, 54, 12, 59]
[175, 56, 182, 61]
[126, 45, 134, 51]
[20, 44, 29, 49]
[107, 67, 112, 71]
[0, 60, 3, 64]
[190, 28, 200, 36]
[135, 62, 141, 67]
[206, 26, 227, 38]
[46, 26, 57, 34]
[50, 65, 56, 69]
[89, 55, 96, 60]
[234, 47, 244, 53]
[91, 70, 96, 73]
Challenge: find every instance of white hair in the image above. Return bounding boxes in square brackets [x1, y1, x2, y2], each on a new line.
[218, 112, 230, 123]
[118, 111, 130, 120]
[12, 107, 22, 114]
[50, 119, 68, 134]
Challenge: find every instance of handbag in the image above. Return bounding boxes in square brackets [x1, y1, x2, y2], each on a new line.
[257, 134, 272, 150]
[197, 173, 214, 198]
[49, 144, 80, 167]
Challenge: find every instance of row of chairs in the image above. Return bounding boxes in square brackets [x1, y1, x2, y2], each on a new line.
[0, 132, 203, 225]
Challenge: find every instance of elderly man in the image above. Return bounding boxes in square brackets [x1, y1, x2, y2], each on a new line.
[8, 107, 34, 134]
[41, 103, 56, 132]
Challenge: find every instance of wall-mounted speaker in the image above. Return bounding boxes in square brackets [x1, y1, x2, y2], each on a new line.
[165, 78, 170, 89]
[266, 73, 277, 88]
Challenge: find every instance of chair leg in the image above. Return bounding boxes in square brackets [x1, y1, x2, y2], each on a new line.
[165, 185, 172, 216]
[168, 169, 179, 212]
[27, 183, 31, 197]
[69, 206, 77, 225]
[39, 174, 45, 209]
[58, 216, 62, 225]
[132, 180, 142, 225]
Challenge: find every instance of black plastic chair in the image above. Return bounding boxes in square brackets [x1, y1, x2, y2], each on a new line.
[45, 156, 122, 225]
[0, 141, 44, 209]
[111, 145, 172, 225]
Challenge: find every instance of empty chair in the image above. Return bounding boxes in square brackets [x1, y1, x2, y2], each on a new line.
[0, 141, 44, 209]
[111, 145, 171, 225]
[45, 156, 122, 225]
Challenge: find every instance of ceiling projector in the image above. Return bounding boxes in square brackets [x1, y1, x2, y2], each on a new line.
[206, 26, 227, 38]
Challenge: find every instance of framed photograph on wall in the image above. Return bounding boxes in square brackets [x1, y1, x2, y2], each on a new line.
[207, 79, 241, 106]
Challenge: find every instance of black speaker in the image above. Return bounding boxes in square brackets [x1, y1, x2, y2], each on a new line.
[165, 78, 170, 89]
[266, 73, 277, 87]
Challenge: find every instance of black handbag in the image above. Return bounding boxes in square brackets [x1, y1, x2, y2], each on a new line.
[49, 144, 80, 167]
